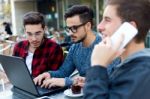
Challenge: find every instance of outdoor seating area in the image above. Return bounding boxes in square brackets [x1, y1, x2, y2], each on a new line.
[0, 0, 150, 99]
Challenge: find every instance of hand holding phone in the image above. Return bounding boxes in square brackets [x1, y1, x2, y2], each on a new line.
[111, 22, 138, 49]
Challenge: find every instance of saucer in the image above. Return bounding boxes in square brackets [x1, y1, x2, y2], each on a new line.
[64, 89, 83, 97]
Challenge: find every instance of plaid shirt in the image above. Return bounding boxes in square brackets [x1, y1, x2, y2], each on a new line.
[13, 38, 64, 77]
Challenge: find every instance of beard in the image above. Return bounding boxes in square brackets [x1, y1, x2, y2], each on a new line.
[72, 33, 87, 44]
[71, 28, 88, 43]
[76, 36, 86, 43]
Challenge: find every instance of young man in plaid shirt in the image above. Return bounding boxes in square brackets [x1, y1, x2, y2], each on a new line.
[13, 11, 64, 77]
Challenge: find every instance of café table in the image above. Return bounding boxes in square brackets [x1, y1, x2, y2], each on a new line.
[0, 82, 83, 99]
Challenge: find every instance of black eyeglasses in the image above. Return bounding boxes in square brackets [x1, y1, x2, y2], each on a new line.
[65, 22, 88, 33]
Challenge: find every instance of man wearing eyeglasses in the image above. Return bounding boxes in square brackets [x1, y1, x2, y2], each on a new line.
[34, 5, 119, 88]
[13, 12, 64, 78]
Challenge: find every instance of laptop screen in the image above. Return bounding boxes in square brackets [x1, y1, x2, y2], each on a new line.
[0, 55, 40, 96]
[0, 55, 67, 97]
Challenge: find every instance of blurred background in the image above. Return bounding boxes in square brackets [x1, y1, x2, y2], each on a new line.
[0, 0, 149, 56]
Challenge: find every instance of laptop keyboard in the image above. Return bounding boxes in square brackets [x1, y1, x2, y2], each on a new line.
[36, 86, 65, 95]
[37, 86, 51, 95]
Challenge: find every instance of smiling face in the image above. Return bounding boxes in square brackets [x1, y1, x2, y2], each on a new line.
[25, 24, 45, 48]
[97, 5, 122, 38]
[66, 15, 88, 43]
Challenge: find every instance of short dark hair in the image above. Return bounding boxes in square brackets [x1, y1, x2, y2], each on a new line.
[64, 5, 94, 27]
[107, 0, 150, 43]
[23, 11, 45, 29]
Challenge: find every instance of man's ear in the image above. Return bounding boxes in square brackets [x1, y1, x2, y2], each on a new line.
[85, 22, 92, 31]
[130, 21, 137, 28]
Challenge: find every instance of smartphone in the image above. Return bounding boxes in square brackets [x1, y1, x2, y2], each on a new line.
[110, 22, 138, 49]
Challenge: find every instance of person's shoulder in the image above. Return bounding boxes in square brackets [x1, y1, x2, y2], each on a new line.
[44, 38, 61, 47]
[45, 38, 57, 44]
[14, 40, 28, 50]
[15, 40, 28, 46]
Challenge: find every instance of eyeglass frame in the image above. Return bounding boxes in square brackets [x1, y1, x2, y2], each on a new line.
[64, 21, 89, 33]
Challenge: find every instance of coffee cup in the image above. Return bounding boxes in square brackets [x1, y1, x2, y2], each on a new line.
[71, 85, 81, 94]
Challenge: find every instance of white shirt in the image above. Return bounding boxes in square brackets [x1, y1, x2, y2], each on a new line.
[25, 51, 33, 74]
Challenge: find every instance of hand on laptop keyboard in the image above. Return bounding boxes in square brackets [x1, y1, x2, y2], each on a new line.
[41, 78, 65, 88]
[34, 72, 51, 86]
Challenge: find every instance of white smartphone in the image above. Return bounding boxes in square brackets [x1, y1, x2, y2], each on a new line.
[111, 22, 138, 49]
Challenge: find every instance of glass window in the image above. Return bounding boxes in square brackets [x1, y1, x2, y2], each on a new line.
[63, 0, 104, 31]
[37, 0, 104, 31]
